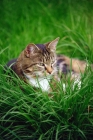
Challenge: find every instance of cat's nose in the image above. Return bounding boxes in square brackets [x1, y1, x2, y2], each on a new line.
[46, 66, 53, 74]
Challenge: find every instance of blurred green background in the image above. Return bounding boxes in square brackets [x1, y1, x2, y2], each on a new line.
[0, 0, 93, 65]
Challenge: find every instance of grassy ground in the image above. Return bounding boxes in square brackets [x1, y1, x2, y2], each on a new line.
[0, 0, 93, 139]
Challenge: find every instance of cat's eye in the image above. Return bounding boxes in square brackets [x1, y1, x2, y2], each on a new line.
[52, 61, 54, 64]
[37, 63, 44, 68]
[51, 60, 55, 64]
[39, 63, 44, 66]
[51, 60, 56, 66]
[25, 69, 31, 73]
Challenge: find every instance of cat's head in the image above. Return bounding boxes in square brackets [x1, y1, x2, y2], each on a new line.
[17, 37, 59, 78]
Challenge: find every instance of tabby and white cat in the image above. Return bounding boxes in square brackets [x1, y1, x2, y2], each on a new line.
[6, 37, 88, 91]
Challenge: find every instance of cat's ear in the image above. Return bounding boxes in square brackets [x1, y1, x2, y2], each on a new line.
[46, 37, 60, 52]
[25, 43, 39, 57]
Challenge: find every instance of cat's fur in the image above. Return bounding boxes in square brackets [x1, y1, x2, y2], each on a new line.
[6, 37, 89, 91]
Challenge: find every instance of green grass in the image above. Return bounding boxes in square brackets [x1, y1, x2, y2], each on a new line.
[0, 0, 93, 139]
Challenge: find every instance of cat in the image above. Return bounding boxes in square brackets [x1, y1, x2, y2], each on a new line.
[6, 37, 89, 91]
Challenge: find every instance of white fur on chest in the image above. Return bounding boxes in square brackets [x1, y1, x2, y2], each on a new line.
[23, 71, 51, 91]
[29, 77, 50, 91]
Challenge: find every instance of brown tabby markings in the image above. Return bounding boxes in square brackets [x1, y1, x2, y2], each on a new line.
[6, 37, 89, 91]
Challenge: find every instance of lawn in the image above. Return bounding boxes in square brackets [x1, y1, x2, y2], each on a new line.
[0, 0, 93, 139]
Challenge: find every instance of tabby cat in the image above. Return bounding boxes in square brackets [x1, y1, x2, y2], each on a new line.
[6, 37, 88, 91]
